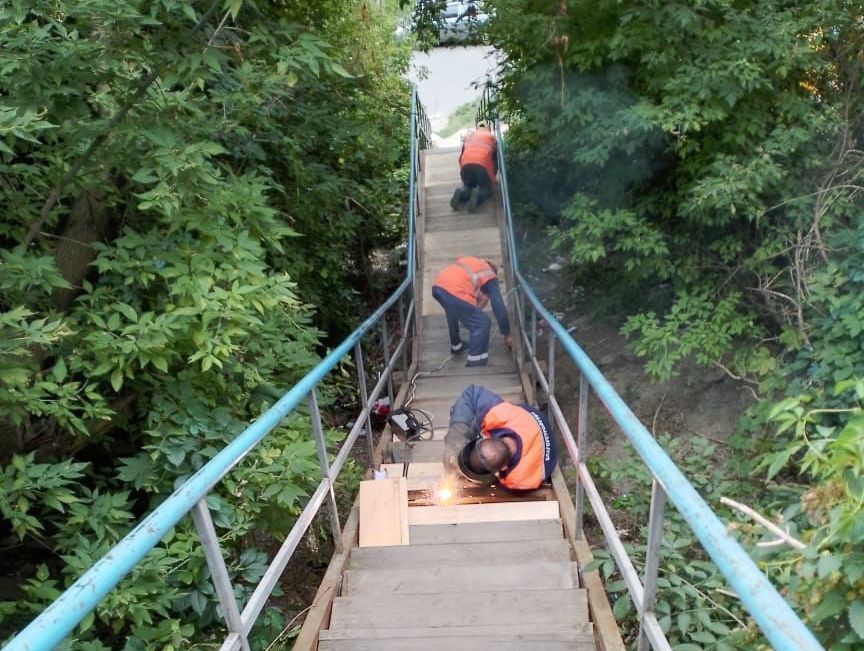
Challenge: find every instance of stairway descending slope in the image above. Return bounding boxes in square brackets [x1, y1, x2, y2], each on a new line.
[318, 147, 597, 650]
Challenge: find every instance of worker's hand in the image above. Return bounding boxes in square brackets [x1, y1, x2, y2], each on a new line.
[503, 334, 513, 349]
[476, 294, 489, 309]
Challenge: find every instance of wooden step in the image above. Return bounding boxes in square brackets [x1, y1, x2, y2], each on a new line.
[343, 561, 576, 595]
[411, 373, 523, 401]
[348, 538, 570, 570]
[408, 500, 560, 525]
[409, 518, 564, 544]
[320, 623, 593, 640]
[319, 623, 596, 651]
[319, 636, 594, 651]
[328, 588, 588, 629]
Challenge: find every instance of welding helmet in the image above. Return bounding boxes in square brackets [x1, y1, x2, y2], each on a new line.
[457, 439, 495, 485]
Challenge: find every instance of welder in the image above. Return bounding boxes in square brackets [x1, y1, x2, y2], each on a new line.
[432, 256, 511, 367]
[443, 384, 557, 491]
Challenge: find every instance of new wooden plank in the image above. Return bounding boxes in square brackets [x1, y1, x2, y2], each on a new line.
[320, 623, 593, 641]
[319, 637, 594, 651]
[348, 538, 570, 570]
[328, 588, 588, 629]
[407, 500, 561, 526]
[408, 518, 564, 545]
[343, 561, 575, 595]
[358, 478, 409, 547]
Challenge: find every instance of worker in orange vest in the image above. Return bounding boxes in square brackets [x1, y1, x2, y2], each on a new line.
[450, 125, 498, 213]
[444, 384, 557, 491]
[432, 256, 511, 367]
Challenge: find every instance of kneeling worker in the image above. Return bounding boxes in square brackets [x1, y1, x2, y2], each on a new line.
[432, 256, 512, 367]
[444, 384, 557, 491]
[450, 125, 498, 213]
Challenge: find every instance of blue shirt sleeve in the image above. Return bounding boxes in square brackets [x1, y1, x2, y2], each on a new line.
[481, 278, 510, 336]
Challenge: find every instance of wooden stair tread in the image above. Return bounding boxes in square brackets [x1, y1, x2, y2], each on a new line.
[343, 561, 576, 594]
[408, 518, 564, 544]
[328, 588, 589, 629]
[348, 538, 569, 570]
[320, 623, 593, 640]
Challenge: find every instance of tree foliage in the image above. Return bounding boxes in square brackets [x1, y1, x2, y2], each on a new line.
[487, 0, 864, 648]
[0, 0, 408, 647]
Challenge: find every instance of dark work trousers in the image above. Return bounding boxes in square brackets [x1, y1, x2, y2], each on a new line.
[455, 163, 492, 206]
[431, 286, 491, 365]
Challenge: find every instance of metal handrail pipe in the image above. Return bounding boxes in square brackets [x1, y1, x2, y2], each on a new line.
[514, 274, 822, 651]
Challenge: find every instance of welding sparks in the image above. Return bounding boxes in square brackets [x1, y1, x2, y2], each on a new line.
[434, 477, 457, 505]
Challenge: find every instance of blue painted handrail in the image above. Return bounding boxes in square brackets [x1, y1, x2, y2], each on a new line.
[489, 89, 822, 650]
[4, 87, 429, 651]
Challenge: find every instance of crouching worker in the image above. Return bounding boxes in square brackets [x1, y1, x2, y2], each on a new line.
[450, 125, 498, 213]
[432, 256, 512, 367]
[444, 384, 557, 491]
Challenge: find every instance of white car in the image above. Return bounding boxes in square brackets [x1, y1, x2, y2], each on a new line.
[438, 1, 488, 44]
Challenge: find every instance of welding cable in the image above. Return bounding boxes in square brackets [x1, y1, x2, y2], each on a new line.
[403, 353, 453, 407]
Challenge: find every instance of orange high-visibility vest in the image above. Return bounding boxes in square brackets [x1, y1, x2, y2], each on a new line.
[459, 129, 497, 185]
[433, 256, 497, 306]
[480, 402, 550, 490]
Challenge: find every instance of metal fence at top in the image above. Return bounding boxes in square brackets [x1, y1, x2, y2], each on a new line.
[481, 83, 823, 651]
[4, 87, 432, 651]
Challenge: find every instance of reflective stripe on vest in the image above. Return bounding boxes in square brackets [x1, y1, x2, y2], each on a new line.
[480, 402, 549, 490]
[433, 257, 496, 306]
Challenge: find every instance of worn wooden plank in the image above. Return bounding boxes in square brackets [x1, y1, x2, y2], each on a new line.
[411, 373, 523, 400]
[319, 637, 594, 651]
[407, 500, 560, 526]
[320, 623, 593, 641]
[329, 588, 588, 629]
[408, 518, 564, 545]
[358, 478, 409, 547]
[349, 538, 570, 570]
[343, 560, 575, 595]
[551, 468, 626, 651]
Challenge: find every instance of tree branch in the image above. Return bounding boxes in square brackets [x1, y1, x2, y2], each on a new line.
[22, 0, 224, 248]
[720, 496, 806, 550]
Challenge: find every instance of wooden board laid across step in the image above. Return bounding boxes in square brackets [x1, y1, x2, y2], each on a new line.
[408, 499, 560, 526]
[348, 538, 570, 570]
[343, 561, 577, 595]
[379, 462, 465, 491]
[358, 478, 409, 547]
[408, 518, 564, 545]
[328, 588, 588, 629]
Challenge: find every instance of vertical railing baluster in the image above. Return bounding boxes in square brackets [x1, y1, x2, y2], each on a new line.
[380, 318, 394, 409]
[637, 479, 668, 651]
[398, 295, 408, 378]
[308, 389, 343, 553]
[575, 372, 589, 538]
[547, 334, 556, 423]
[191, 500, 251, 651]
[354, 342, 375, 464]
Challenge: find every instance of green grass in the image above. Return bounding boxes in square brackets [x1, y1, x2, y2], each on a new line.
[438, 100, 480, 137]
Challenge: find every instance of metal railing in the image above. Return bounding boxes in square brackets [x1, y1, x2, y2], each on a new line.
[4, 88, 431, 651]
[484, 84, 823, 651]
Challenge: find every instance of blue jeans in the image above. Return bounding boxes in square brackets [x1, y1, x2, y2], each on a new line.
[432, 286, 491, 365]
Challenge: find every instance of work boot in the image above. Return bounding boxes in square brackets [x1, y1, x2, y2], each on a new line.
[466, 357, 488, 368]
[467, 187, 480, 213]
[450, 340, 467, 355]
[450, 188, 463, 211]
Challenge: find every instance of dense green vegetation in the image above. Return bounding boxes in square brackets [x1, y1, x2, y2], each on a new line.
[486, 0, 864, 648]
[0, 0, 409, 648]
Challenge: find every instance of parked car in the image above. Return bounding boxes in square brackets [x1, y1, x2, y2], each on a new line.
[438, 1, 488, 45]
